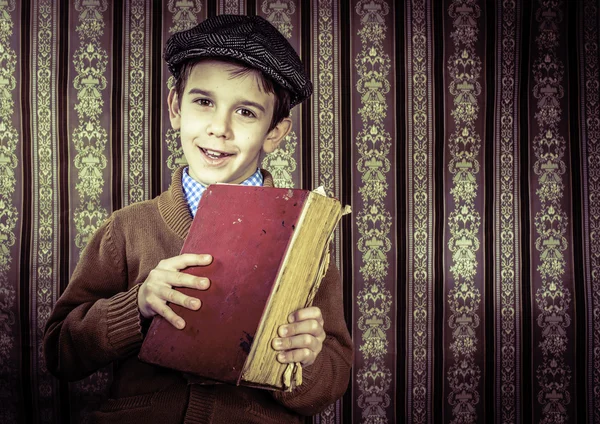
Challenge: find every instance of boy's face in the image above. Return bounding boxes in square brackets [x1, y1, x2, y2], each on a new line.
[168, 59, 291, 186]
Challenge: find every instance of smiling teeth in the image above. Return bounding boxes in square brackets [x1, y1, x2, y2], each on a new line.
[204, 149, 225, 158]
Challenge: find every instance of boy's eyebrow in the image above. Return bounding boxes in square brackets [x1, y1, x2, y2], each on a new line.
[187, 88, 266, 113]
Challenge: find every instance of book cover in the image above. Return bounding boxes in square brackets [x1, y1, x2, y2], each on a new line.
[138, 184, 345, 390]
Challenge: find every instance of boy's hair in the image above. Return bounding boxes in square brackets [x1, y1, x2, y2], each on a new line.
[173, 57, 291, 132]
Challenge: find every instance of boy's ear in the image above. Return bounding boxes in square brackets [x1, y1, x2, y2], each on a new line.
[167, 88, 181, 130]
[263, 117, 292, 154]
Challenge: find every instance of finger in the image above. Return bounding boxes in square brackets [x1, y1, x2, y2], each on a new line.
[278, 319, 324, 339]
[288, 306, 323, 325]
[168, 270, 211, 290]
[158, 254, 213, 271]
[159, 286, 201, 310]
[276, 348, 314, 365]
[157, 304, 186, 330]
[272, 333, 320, 352]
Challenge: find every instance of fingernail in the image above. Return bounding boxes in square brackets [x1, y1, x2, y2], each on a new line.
[202, 254, 212, 262]
[273, 339, 282, 348]
[279, 326, 288, 336]
[278, 353, 286, 362]
[288, 315, 295, 323]
[176, 319, 185, 329]
[198, 278, 209, 289]
[190, 299, 199, 308]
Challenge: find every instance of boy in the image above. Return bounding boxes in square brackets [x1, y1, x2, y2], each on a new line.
[43, 14, 353, 424]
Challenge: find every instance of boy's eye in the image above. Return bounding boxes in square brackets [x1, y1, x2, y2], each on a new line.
[237, 108, 256, 118]
[196, 98, 213, 107]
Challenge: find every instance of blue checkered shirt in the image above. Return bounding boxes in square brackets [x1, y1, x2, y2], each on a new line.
[182, 167, 264, 218]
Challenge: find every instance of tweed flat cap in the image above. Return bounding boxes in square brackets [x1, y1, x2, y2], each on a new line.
[165, 15, 312, 107]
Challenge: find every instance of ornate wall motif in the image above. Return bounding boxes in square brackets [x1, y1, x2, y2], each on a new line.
[122, 0, 151, 205]
[0, 0, 19, 422]
[580, 0, 600, 421]
[161, 0, 205, 192]
[312, 0, 339, 201]
[494, 1, 522, 423]
[443, 1, 485, 422]
[70, 0, 110, 253]
[168, 0, 204, 33]
[261, 0, 295, 37]
[529, 1, 574, 422]
[311, 1, 342, 422]
[30, 0, 59, 422]
[260, 0, 301, 189]
[68, 1, 112, 421]
[405, 1, 435, 422]
[219, 0, 245, 15]
[352, 0, 395, 422]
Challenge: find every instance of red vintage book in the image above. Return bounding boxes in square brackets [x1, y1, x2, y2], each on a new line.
[138, 184, 347, 390]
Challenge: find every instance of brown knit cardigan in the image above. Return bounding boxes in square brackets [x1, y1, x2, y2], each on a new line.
[43, 167, 353, 424]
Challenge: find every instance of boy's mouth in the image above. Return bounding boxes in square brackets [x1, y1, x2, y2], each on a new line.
[199, 147, 234, 160]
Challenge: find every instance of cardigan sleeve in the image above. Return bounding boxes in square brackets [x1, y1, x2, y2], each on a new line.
[271, 260, 353, 415]
[43, 215, 146, 382]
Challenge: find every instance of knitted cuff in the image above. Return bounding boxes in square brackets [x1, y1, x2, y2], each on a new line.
[107, 284, 145, 356]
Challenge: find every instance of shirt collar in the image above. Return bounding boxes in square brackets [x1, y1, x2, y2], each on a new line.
[181, 167, 264, 218]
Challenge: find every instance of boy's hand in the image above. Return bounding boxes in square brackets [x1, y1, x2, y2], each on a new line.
[137, 254, 212, 329]
[272, 306, 326, 367]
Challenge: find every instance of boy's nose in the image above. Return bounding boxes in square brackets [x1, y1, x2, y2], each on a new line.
[206, 111, 231, 139]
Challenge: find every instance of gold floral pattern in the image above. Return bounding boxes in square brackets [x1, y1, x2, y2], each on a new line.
[261, 0, 295, 39]
[495, 1, 522, 422]
[261, 0, 299, 189]
[122, 0, 150, 205]
[219, 0, 245, 15]
[163, 1, 204, 183]
[312, 0, 338, 200]
[72, 0, 109, 251]
[445, 1, 483, 422]
[0, 0, 18, 422]
[581, 0, 600, 420]
[531, 1, 572, 422]
[70, 1, 111, 420]
[262, 130, 297, 188]
[30, 0, 59, 422]
[312, 2, 341, 421]
[168, 0, 203, 33]
[405, 1, 434, 422]
[353, 1, 393, 422]
[312, 0, 342, 281]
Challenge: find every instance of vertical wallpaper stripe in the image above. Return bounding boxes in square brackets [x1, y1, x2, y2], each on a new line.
[160, 0, 206, 192]
[443, 0, 486, 422]
[30, 0, 60, 422]
[259, 0, 302, 189]
[494, 1, 522, 423]
[68, 2, 113, 421]
[529, 1, 574, 422]
[69, 0, 111, 266]
[580, 0, 600, 421]
[0, 0, 20, 422]
[311, 0, 340, 201]
[122, 0, 152, 205]
[311, 1, 343, 422]
[405, 0, 435, 422]
[351, 0, 396, 422]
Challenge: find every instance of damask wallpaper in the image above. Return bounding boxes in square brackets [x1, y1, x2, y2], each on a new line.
[2, 0, 600, 423]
